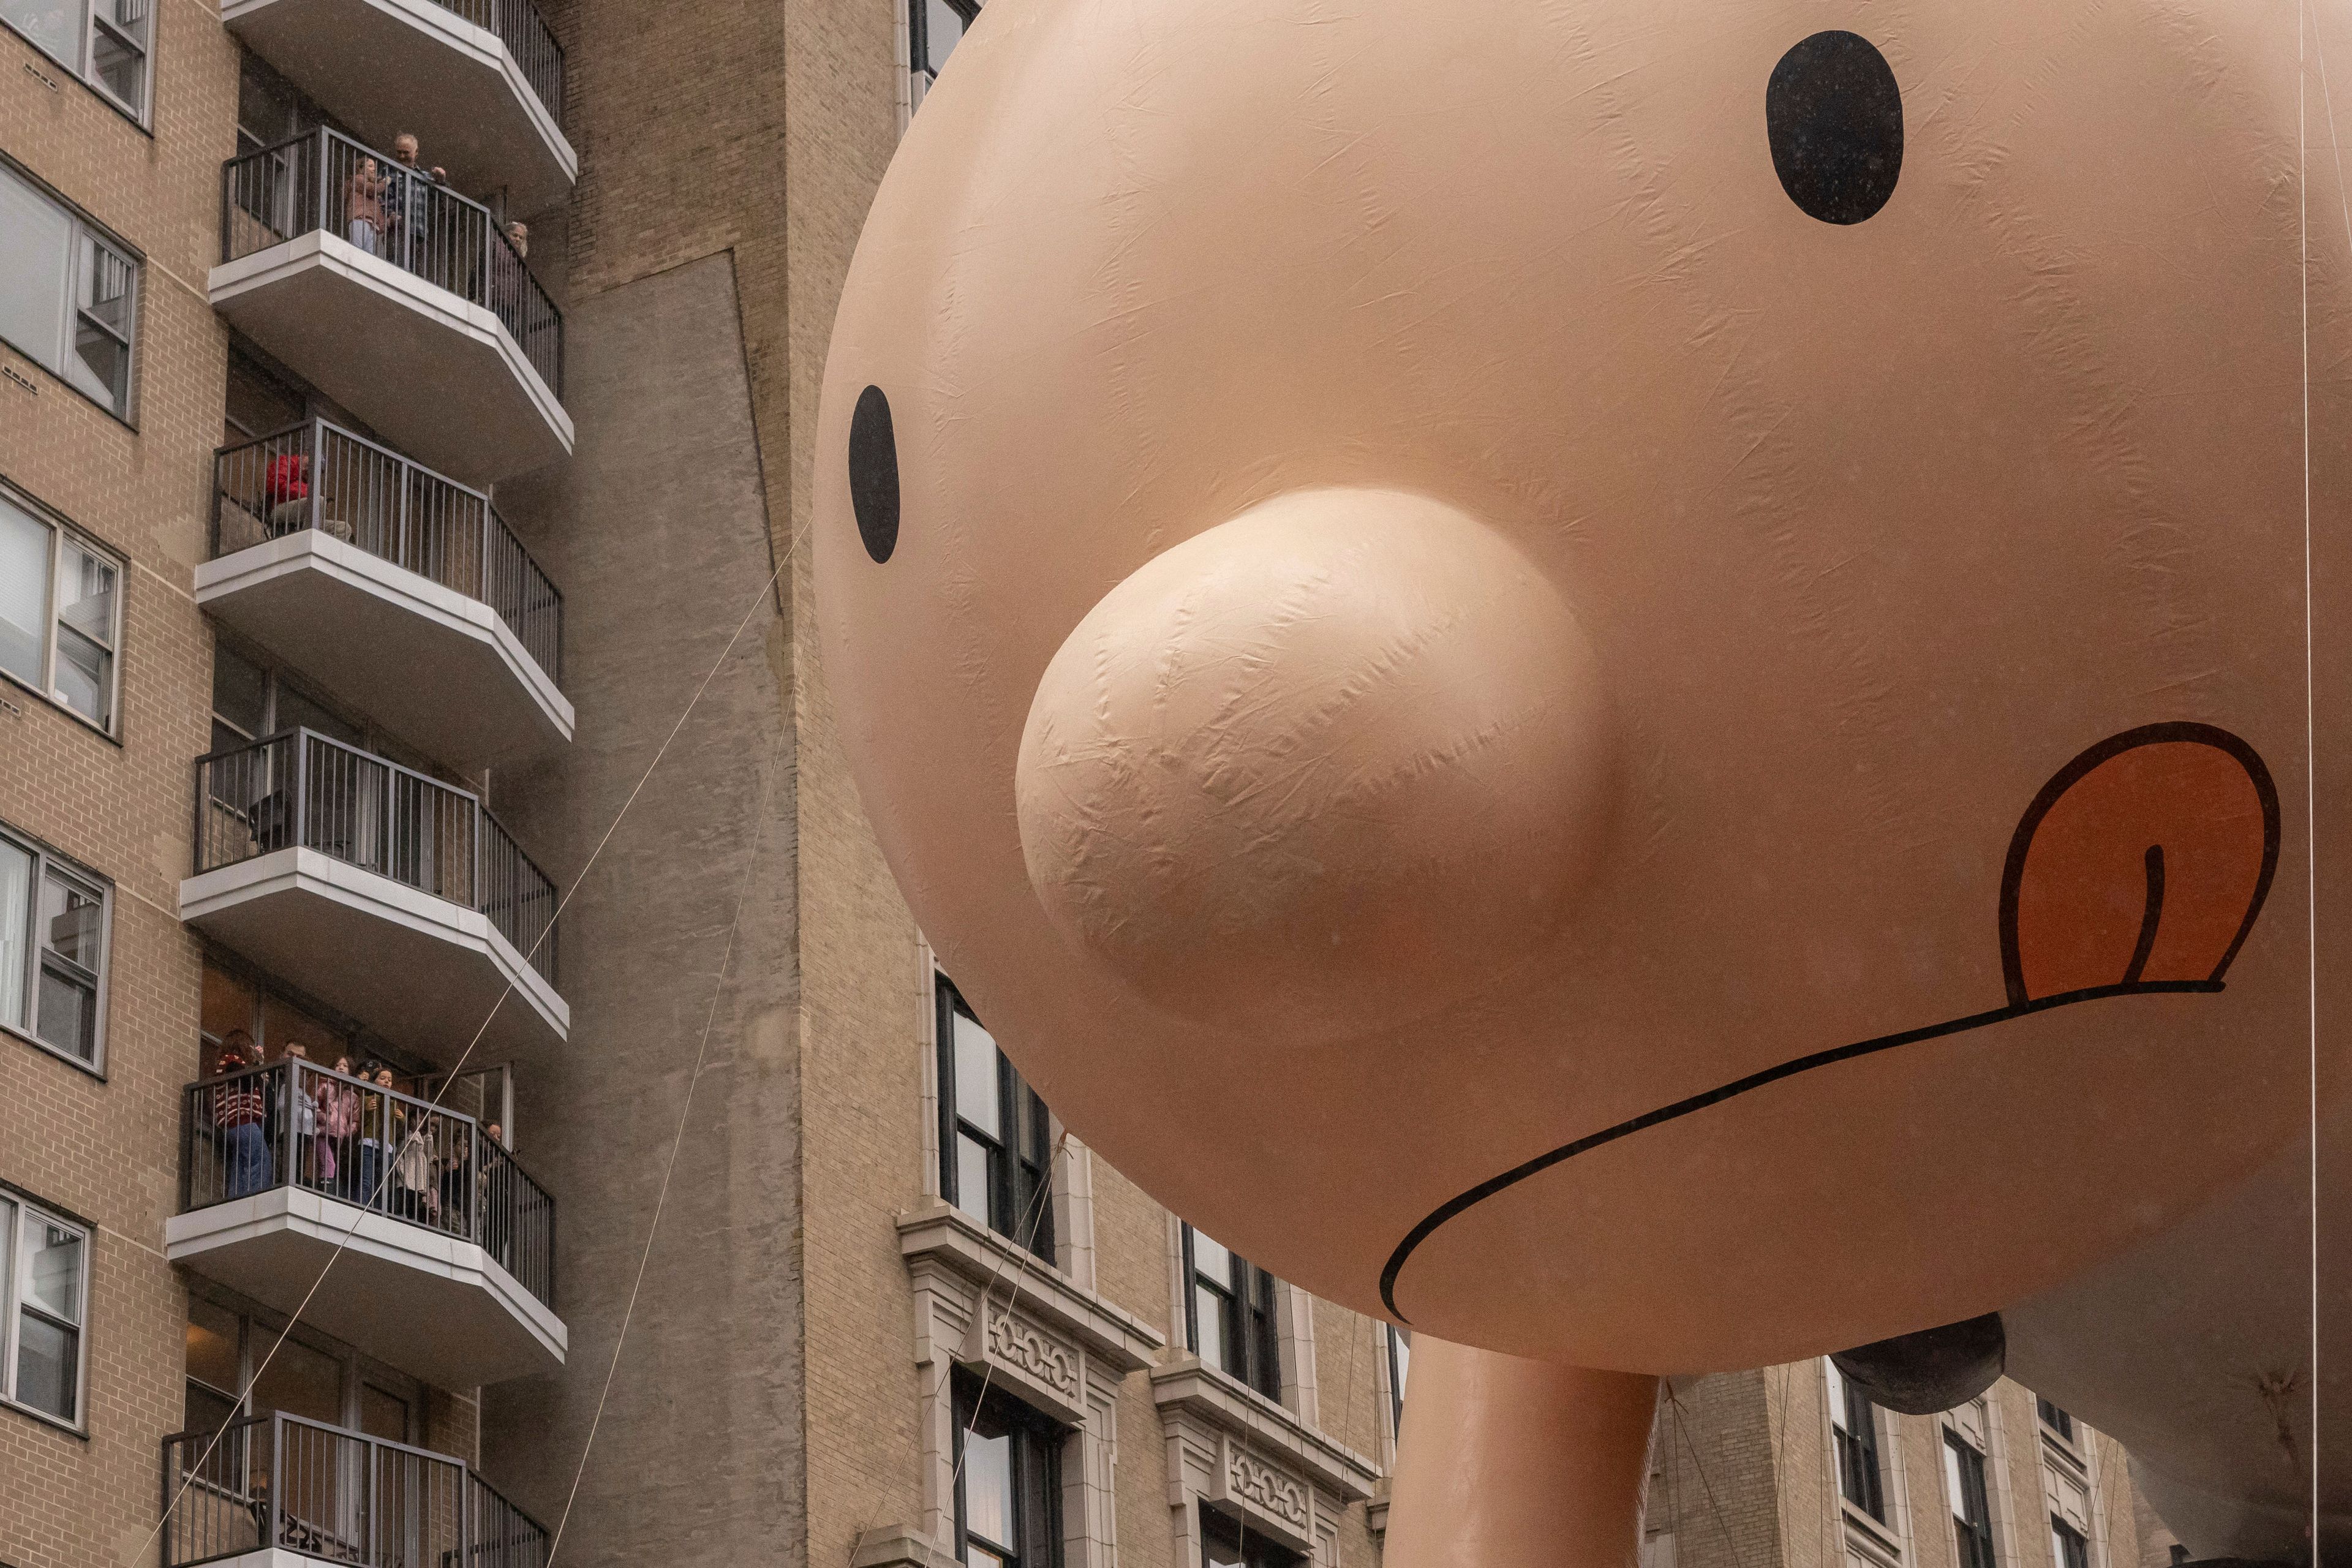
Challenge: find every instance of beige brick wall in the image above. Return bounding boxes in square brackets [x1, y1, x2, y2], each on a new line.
[0, 6, 237, 1567]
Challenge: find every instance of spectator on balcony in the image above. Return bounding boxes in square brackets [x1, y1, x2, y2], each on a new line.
[344, 155, 390, 257]
[356, 1061, 391, 1210]
[263, 451, 311, 536]
[214, 1031, 272, 1199]
[315, 1055, 359, 1197]
[284, 1043, 322, 1186]
[386, 134, 447, 281]
[478, 1125, 513, 1270]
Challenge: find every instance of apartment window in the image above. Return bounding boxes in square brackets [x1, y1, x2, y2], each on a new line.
[1, 485, 123, 733]
[0, 1191, 89, 1427]
[2037, 1398, 2075, 1443]
[1824, 1359, 1885, 1522]
[911, 0, 979, 84]
[1387, 1324, 1412, 1436]
[1202, 1504, 1300, 1568]
[0, 824, 110, 1071]
[0, 162, 138, 419]
[953, 1372, 1061, 1568]
[1946, 1432, 1996, 1568]
[937, 975, 1054, 1262]
[1184, 1224, 1281, 1401]
[2051, 1519, 2090, 1568]
[1, 0, 151, 120]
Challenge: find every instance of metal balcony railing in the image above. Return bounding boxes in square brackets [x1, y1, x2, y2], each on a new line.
[162, 1411, 548, 1568]
[194, 729, 560, 987]
[214, 419, 563, 682]
[222, 128, 564, 396]
[431, 0, 564, 132]
[182, 1058, 556, 1306]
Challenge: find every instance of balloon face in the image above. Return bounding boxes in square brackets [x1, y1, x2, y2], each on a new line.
[815, 0, 2333, 1370]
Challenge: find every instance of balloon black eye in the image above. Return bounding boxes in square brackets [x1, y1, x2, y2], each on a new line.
[849, 385, 901, 564]
[1766, 31, 1904, 225]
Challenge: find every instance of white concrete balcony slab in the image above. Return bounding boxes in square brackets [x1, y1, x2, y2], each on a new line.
[166, 1192, 561, 1384]
[205, 421, 570, 767]
[183, 731, 567, 1062]
[222, 0, 575, 217]
[214, 130, 570, 486]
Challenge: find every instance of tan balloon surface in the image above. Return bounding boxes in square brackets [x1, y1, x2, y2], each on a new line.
[814, 0, 2347, 1373]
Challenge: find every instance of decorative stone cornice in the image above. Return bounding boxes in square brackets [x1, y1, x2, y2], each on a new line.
[1150, 1356, 1379, 1502]
[897, 1202, 1165, 1372]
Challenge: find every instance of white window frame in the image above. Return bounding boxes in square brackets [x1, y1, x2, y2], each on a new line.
[1, 480, 126, 736]
[1, 0, 153, 125]
[0, 159, 141, 421]
[0, 1188, 92, 1431]
[0, 821, 114, 1075]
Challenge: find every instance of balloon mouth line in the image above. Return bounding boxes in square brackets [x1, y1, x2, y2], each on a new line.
[1379, 719, 2281, 1327]
[1375, 976, 2222, 1324]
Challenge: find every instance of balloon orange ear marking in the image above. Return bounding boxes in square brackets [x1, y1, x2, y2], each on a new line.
[1998, 724, 2280, 1007]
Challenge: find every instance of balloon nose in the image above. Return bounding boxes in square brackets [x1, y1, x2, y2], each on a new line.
[1014, 488, 1621, 1043]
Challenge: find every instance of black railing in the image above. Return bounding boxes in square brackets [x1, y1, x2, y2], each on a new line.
[162, 1412, 549, 1568]
[181, 1058, 556, 1306]
[432, 0, 564, 132]
[222, 129, 564, 396]
[193, 730, 560, 987]
[214, 420, 562, 682]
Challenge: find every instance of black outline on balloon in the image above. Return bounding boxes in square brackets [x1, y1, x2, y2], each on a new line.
[1378, 722, 2282, 1324]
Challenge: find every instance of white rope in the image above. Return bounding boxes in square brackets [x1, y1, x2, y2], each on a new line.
[2301, 0, 2324, 1553]
[141, 554, 791, 1568]
[543, 737, 780, 1567]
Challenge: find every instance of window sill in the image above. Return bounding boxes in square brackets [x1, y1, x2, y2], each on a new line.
[0, 20, 154, 138]
[0, 333, 138, 430]
[1842, 1501, 1904, 1567]
[0, 668, 124, 751]
[0, 1390, 88, 1441]
[1, 1018, 106, 1081]
[846, 1529, 961, 1568]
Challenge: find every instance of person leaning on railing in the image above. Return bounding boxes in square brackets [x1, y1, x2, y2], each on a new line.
[316, 1058, 360, 1200]
[344, 155, 390, 257]
[213, 1031, 272, 1200]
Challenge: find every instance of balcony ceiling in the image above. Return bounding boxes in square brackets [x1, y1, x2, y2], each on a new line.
[181, 849, 568, 1065]
[167, 1188, 565, 1386]
[198, 532, 571, 768]
[223, 0, 576, 219]
[211, 234, 572, 486]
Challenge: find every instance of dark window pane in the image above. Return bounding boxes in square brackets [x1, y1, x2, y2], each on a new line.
[36, 961, 95, 1060]
[212, 643, 268, 737]
[16, 1311, 77, 1419]
[91, 21, 141, 110]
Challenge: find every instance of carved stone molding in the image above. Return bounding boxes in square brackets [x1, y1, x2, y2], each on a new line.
[1153, 1355, 1379, 1567]
[899, 1202, 1168, 1568]
[987, 1306, 1083, 1403]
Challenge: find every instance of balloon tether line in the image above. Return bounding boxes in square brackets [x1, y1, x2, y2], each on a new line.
[138, 551, 794, 1568]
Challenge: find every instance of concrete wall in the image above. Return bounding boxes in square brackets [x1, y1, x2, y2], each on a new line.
[480, 249, 803, 1568]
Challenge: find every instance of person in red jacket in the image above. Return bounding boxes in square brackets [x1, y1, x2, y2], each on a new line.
[263, 452, 311, 537]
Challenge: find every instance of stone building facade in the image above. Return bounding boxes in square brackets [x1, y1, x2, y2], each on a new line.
[0, 5, 2179, 1568]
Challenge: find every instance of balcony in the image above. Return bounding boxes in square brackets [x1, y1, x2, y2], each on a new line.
[204, 421, 570, 767]
[162, 1412, 547, 1568]
[168, 1060, 561, 1384]
[222, 0, 574, 218]
[214, 130, 570, 485]
[183, 731, 568, 1061]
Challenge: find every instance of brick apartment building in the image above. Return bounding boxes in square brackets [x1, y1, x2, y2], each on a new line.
[0, 3, 2174, 1568]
